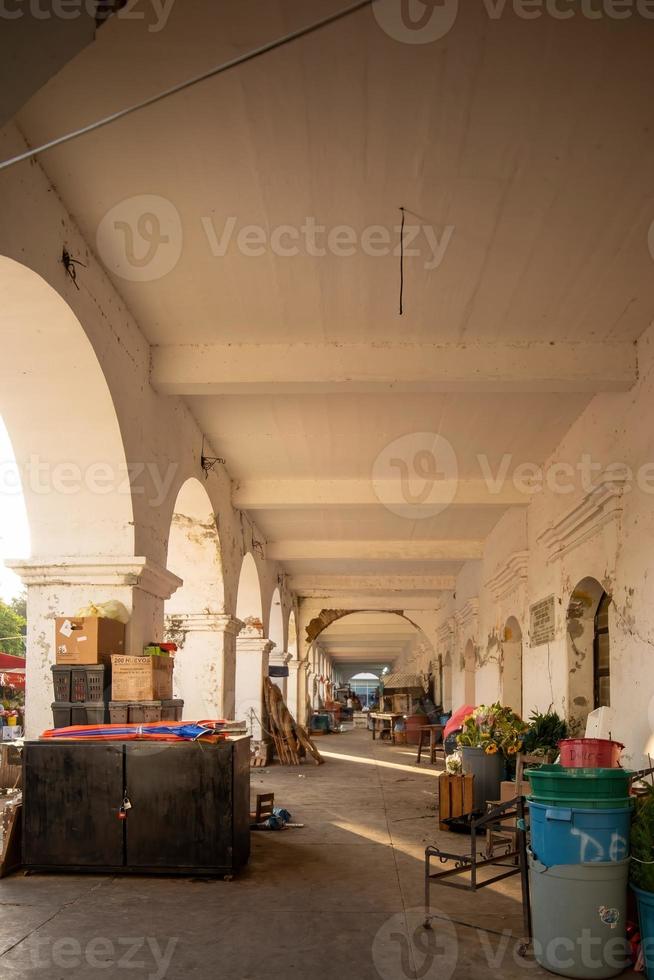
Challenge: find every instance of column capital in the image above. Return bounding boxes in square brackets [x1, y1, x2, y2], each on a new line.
[288, 658, 308, 672]
[164, 612, 244, 634]
[237, 630, 275, 655]
[6, 556, 183, 600]
[269, 650, 292, 666]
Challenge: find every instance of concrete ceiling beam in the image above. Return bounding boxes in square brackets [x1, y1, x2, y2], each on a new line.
[151, 342, 636, 395]
[233, 478, 529, 510]
[289, 574, 456, 592]
[267, 540, 483, 561]
[302, 595, 445, 610]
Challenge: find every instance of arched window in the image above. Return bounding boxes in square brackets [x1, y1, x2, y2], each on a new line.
[594, 592, 611, 710]
[567, 577, 609, 731]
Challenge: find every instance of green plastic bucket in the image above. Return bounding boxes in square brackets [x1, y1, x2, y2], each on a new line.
[528, 795, 634, 811]
[529, 854, 630, 978]
[527, 765, 632, 808]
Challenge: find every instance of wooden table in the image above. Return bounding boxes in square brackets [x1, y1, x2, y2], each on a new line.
[415, 724, 444, 765]
[369, 712, 404, 743]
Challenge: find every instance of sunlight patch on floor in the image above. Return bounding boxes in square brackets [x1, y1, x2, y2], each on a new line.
[331, 819, 428, 860]
[320, 749, 443, 777]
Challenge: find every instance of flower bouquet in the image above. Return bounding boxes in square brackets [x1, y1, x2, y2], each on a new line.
[457, 703, 527, 758]
[457, 703, 527, 808]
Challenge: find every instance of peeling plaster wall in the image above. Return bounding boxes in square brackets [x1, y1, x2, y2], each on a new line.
[475, 510, 528, 710]
[444, 324, 654, 767]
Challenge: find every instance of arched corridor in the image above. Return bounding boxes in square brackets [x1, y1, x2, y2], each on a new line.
[3, 5, 654, 978]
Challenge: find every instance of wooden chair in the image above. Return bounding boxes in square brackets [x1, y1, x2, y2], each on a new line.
[250, 792, 275, 824]
[416, 724, 444, 765]
[516, 751, 553, 787]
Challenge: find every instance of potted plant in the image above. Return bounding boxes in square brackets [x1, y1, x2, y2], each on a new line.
[630, 787, 654, 976]
[522, 709, 568, 759]
[457, 703, 527, 809]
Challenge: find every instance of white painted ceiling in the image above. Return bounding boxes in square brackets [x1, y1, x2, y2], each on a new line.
[13, 2, 654, 656]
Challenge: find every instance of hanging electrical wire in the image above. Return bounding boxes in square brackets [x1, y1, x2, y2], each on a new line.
[399, 205, 406, 315]
[0, 0, 375, 173]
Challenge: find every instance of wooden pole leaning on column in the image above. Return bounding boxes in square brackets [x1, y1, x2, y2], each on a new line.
[263, 678, 323, 766]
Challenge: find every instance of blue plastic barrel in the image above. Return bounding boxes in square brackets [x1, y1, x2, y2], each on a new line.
[632, 885, 654, 978]
[530, 802, 632, 866]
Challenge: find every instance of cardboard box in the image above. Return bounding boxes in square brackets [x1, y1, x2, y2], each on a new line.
[55, 617, 126, 666]
[111, 655, 173, 701]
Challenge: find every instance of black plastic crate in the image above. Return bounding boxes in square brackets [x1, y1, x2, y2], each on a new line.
[70, 702, 107, 726]
[71, 665, 108, 703]
[129, 701, 162, 723]
[51, 701, 72, 729]
[109, 702, 129, 724]
[51, 666, 72, 702]
[161, 699, 184, 722]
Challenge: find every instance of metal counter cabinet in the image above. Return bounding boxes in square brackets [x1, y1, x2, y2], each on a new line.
[22, 736, 250, 876]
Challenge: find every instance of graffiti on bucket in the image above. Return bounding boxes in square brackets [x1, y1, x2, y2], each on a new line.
[570, 827, 628, 863]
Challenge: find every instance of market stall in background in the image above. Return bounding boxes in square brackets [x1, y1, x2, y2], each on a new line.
[0, 652, 25, 737]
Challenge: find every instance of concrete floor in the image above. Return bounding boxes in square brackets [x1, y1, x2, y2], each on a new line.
[0, 730, 631, 979]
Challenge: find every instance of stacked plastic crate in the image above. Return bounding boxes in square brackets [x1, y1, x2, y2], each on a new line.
[51, 617, 126, 727]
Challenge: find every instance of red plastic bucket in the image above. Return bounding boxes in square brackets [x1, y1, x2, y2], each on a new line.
[558, 738, 624, 768]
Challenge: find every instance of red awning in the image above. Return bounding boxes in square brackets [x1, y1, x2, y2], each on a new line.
[0, 653, 26, 670]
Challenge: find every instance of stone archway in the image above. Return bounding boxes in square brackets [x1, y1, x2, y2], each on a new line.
[236, 552, 263, 631]
[267, 587, 288, 699]
[165, 477, 228, 719]
[0, 257, 139, 734]
[0, 257, 134, 557]
[305, 608, 436, 718]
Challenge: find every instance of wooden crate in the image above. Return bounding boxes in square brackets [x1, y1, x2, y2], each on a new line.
[0, 800, 21, 878]
[0, 744, 22, 790]
[438, 772, 474, 831]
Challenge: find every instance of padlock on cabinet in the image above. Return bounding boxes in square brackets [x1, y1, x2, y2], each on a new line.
[117, 795, 132, 820]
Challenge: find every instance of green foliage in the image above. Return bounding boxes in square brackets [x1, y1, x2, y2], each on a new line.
[9, 593, 26, 621]
[522, 709, 568, 756]
[631, 788, 654, 892]
[0, 598, 26, 657]
[457, 702, 527, 758]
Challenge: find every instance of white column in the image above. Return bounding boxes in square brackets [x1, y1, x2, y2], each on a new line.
[7, 556, 182, 738]
[235, 624, 274, 742]
[298, 659, 311, 725]
[168, 613, 243, 720]
[286, 657, 307, 721]
[268, 650, 291, 701]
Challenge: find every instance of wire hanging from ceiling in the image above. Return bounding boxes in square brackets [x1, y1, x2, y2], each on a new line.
[0, 0, 375, 173]
[399, 206, 405, 315]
